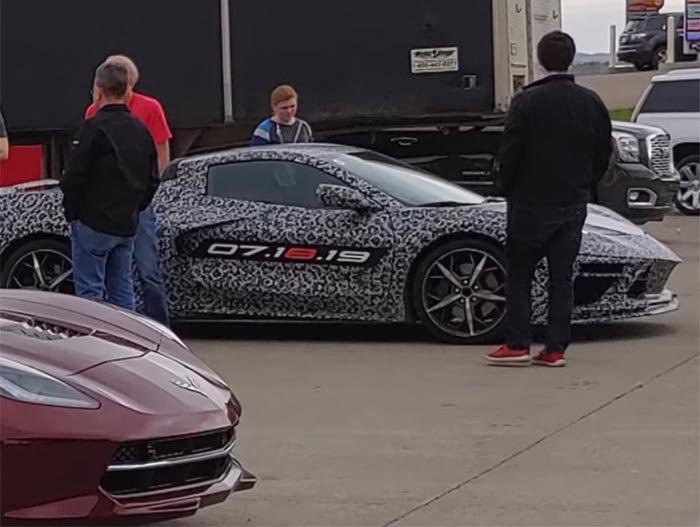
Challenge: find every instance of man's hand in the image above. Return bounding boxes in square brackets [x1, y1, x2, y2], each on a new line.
[593, 100, 614, 187]
[0, 111, 8, 161]
[156, 141, 170, 174]
[0, 137, 8, 161]
[495, 93, 528, 196]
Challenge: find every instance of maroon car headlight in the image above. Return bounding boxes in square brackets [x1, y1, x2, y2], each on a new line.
[0, 357, 100, 409]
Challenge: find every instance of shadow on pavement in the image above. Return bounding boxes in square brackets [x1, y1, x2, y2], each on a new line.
[570, 321, 677, 343]
[174, 321, 432, 343]
[173, 320, 675, 344]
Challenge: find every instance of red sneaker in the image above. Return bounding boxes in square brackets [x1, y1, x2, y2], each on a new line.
[485, 346, 531, 366]
[532, 351, 566, 367]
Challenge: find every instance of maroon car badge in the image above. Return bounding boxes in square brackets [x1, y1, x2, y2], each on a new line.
[171, 375, 208, 397]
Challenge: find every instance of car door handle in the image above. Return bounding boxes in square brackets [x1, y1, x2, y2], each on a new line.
[390, 137, 418, 147]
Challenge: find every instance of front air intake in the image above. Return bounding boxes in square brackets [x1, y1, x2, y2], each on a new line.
[0, 311, 91, 340]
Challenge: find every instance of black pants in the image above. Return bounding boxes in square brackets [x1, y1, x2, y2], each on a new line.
[505, 202, 588, 353]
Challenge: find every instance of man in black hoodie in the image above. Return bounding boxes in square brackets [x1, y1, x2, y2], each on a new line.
[486, 31, 612, 367]
[61, 62, 160, 311]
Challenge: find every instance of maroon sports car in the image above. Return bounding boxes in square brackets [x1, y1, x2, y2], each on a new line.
[0, 289, 255, 523]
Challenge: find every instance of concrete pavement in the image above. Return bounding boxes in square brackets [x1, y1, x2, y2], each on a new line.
[578, 70, 656, 110]
[166, 215, 699, 527]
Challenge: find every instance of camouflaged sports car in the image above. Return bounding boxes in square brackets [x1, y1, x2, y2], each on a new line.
[0, 144, 681, 343]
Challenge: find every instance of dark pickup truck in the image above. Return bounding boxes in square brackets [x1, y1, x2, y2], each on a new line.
[323, 120, 680, 224]
[618, 12, 698, 70]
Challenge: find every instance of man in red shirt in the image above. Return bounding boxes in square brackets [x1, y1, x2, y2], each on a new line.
[85, 54, 172, 326]
[85, 55, 171, 171]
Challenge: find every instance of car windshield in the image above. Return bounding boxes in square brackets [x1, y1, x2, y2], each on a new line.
[330, 151, 486, 207]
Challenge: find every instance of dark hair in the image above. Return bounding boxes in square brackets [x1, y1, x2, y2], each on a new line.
[537, 31, 576, 73]
[94, 62, 128, 98]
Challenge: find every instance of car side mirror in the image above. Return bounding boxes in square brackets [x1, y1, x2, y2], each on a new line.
[316, 184, 379, 212]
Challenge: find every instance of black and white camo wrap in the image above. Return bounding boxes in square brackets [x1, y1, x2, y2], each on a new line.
[0, 145, 681, 327]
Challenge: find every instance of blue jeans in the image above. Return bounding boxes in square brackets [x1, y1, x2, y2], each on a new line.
[133, 206, 170, 326]
[71, 222, 135, 310]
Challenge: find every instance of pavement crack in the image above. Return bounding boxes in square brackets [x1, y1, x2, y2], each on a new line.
[382, 352, 699, 527]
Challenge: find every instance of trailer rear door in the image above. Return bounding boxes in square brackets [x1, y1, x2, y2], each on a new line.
[228, 0, 496, 123]
[1, 0, 224, 133]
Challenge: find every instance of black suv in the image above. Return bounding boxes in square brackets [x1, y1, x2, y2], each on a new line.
[324, 120, 680, 225]
[618, 12, 697, 70]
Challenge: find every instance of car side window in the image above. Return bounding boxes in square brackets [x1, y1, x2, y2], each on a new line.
[207, 160, 348, 208]
[644, 16, 666, 31]
[640, 80, 700, 113]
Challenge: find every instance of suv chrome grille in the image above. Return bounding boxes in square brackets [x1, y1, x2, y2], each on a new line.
[647, 134, 674, 177]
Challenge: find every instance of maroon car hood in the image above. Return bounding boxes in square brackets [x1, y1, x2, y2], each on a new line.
[75, 352, 231, 417]
[0, 291, 161, 375]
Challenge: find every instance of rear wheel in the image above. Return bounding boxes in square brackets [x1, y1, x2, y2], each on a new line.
[0, 238, 74, 293]
[652, 47, 666, 69]
[675, 154, 700, 216]
[412, 238, 507, 344]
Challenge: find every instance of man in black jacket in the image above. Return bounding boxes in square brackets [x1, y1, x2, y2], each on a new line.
[61, 62, 160, 310]
[486, 31, 612, 368]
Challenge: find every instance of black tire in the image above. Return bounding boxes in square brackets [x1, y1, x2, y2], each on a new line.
[0, 238, 74, 293]
[674, 154, 700, 216]
[411, 238, 508, 344]
[651, 47, 666, 69]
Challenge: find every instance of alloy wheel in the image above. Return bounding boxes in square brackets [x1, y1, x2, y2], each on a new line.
[677, 160, 700, 214]
[6, 249, 74, 293]
[421, 248, 507, 339]
[657, 48, 667, 65]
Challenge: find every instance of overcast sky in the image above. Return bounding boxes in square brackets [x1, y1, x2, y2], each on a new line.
[562, 0, 686, 52]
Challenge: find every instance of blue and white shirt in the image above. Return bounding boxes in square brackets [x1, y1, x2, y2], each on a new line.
[251, 118, 314, 145]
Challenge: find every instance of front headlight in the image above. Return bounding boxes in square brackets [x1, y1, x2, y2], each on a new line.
[0, 357, 100, 409]
[613, 131, 640, 163]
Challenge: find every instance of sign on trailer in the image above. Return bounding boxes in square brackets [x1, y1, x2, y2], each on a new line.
[410, 47, 459, 74]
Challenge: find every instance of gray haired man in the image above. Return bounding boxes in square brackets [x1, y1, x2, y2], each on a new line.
[84, 54, 173, 326]
[61, 62, 160, 310]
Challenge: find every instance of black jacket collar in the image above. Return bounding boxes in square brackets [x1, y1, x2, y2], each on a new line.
[525, 73, 575, 90]
[98, 103, 130, 113]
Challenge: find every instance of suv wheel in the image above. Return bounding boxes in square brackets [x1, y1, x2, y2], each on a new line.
[675, 155, 700, 216]
[652, 47, 667, 69]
